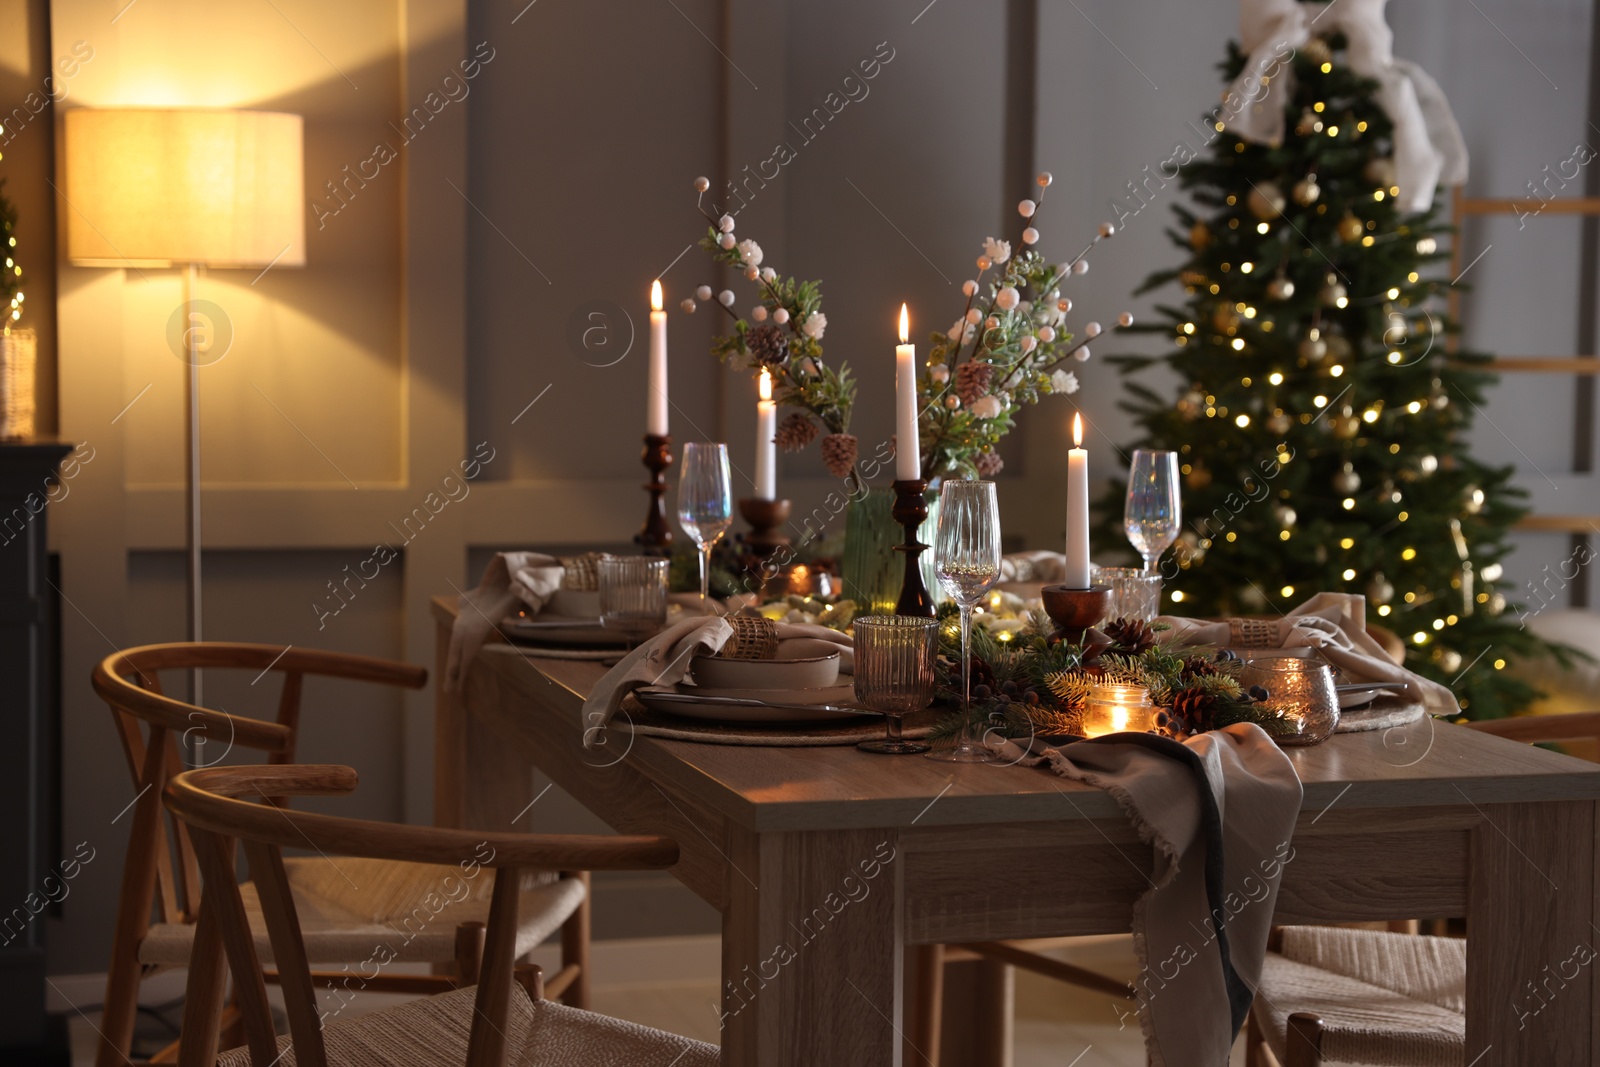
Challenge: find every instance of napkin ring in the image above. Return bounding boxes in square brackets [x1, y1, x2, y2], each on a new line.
[719, 615, 778, 660]
[559, 552, 609, 592]
[1229, 617, 1279, 649]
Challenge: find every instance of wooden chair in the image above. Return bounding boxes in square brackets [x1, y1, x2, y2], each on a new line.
[1245, 710, 1600, 1066]
[164, 763, 718, 1066]
[93, 643, 594, 1067]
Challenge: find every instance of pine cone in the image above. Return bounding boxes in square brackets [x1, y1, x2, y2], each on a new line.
[955, 360, 995, 404]
[746, 322, 789, 366]
[1164, 686, 1218, 737]
[1181, 655, 1219, 679]
[1103, 617, 1157, 656]
[820, 433, 858, 479]
[974, 450, 1004, 477]
[774, 411, 819, 452]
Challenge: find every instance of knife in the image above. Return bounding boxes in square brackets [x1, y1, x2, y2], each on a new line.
[638, 689, 884, 717]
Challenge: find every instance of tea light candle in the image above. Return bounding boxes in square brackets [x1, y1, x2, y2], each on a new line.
[1082, 682, 1155, 738]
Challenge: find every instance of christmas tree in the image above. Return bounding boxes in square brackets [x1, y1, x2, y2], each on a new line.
[1103, 32, 1558, 719]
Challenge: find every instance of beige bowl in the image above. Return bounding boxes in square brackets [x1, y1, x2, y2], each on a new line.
[690, 653, 840, 691]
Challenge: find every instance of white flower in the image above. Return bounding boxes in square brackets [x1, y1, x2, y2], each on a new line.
[696, 285, 713, 301]
[969, 395, 1003, 419]
[930, 364, 950, 383]
[1051, 369, 1080, 395]
[802, 311, 827, 339]
[983, 237, 1011, 264]
[752, 305, 768, 321]
[994, 286, 1020, 311]
[962, 279, 978, 297]
[773, 307, 790, 324]
[738, 239, 764, 267]
[760, 267, 776, 282]
[718, 214, 736, 233]
[719, 232, 736, 250]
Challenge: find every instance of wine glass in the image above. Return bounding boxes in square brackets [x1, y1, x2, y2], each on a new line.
[853, 615, 938, 755]
[927, 479, 1002, 764]
[1125, 449, 1181, 575]
[677, 442, 733, 608]
[598, 557, 669, 649]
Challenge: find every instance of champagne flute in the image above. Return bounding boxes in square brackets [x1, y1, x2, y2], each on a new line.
[677, 442, 733, 608]
[927, 479, 1002, 764]
[1125, 449, 1181, 576]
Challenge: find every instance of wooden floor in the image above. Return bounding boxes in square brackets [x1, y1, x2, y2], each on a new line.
[63, 935, 1252, 1066]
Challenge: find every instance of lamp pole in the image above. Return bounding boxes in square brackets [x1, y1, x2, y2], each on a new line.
[185, 262, 203, 704]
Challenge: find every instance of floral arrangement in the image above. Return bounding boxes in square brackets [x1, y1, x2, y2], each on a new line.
[929, 611, 1298, 742]
[917, 172, 1134, 479]
[682, 177, 862, 481]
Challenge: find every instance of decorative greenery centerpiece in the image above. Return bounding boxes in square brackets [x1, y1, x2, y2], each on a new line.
[917, 172, 1131, 478]
[929, 609, 1298, 743]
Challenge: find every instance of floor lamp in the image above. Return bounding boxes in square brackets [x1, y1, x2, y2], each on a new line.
[64, 109, 305, 702]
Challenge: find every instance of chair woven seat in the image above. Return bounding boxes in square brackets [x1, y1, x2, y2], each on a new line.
[217, 985, 720, 1067]
[1257, 927, 1466, 1067]
[141, 856, 581, 966]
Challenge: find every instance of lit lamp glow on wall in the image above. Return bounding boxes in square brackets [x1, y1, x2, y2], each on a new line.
[1081, 683, 1156, 738]
[64, 108, 305, 669]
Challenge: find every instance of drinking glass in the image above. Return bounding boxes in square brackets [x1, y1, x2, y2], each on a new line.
[598, 557, 669, 648]
[1091, 564, 1164, 623]
[1237, 657, 1341, 745]
[1125, 449, 1181, 575]
[927, 479, 1002, 764]
[853, 616, 938, 755]
[677, 442, 733, 607]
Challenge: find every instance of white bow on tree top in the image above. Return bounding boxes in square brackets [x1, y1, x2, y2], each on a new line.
[1222, 0, 1468, 212]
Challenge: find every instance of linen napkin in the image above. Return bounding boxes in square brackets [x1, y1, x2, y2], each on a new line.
[998, 550, 1069, 584]
[580, 616, 854, 747]
[445, 551, 602, 690]
[995, 724, 1301, 1067]
[1157, 591, 1458, 716]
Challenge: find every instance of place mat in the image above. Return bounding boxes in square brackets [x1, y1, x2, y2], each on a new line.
[1335, 692, 1427, 732]
[486, 644, 622, 663]
[614, 693, 941, 746]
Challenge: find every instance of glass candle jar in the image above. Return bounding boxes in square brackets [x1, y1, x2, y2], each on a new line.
[1082, 683, 1157, 738]
[1237, 657, 1340, 745]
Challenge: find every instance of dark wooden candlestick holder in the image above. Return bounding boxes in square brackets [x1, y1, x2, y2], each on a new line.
[738, 498, 791, 590]
[635, 433, 673, 556]
[1040, 584, 1111, 648]
[891, 479, 935, 618]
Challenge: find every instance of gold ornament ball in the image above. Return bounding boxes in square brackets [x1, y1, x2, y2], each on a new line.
[1299, 337, 1327, 362]
[1333, 463, 1361, 493]
[1266, 277, 1296, 300]
[1212, 305, 1240, 331]
[1188, 465, 1213, 490]
[1247, 183, 1286, 220]
[1190, 221, 1211, 250]
[1437, 648, 1463, 673]
[1292, 176, 1321, 205]
[1368, 574, 1394, 603]
[1463, 485, 1485, 514]
[1365, 158, 1397, 187]
[1295, 110, 1322, 138]
[1332, 413, 1361, 439]
[1275, 504, 1297, 528]
[1321, 282, 1348, 307]
[1336, 214, 1365, 243]
[944, 394, 961, 409]
[1486, 592, 1507, 616]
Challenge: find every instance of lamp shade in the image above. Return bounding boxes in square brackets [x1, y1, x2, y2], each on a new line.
[64, 108, 305, 268]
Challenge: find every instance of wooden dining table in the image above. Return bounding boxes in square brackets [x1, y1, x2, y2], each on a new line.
[432, 596, 1600, 1066]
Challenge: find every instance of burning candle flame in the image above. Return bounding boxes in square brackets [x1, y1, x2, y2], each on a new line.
[1073, 412, 1084, 448]
[651, 279, 663, 312]
[898, 303, 909, 344]
[759, 369, 772, 401]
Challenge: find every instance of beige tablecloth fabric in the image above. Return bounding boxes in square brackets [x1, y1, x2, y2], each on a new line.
[445, 552, 578, 690]
[996, 723, 1301, 1067]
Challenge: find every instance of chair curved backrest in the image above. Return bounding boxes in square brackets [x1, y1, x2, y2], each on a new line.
[165, 764, 679, 1067]
[93, 643, 427, 1067]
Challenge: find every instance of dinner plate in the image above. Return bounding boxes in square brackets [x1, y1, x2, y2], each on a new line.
[635, 683, 862, 724]
[501, 614, 630, 647]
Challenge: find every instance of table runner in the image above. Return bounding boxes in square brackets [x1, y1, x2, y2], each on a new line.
[996, 723, 1301, 1067]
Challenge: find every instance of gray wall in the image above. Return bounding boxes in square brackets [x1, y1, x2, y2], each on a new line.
[37, 0, 1600, 976]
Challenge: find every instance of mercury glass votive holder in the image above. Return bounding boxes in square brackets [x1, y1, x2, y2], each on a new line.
[853, 615, 938, 754]
[1082, 682, 1157, 738]
[1090, 564, 1164, 623]
[1237, 657, 1339, 745]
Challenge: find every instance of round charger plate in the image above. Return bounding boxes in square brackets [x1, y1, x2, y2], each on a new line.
[635, 683, 861, 724]
[1335, 693, 1426, 732]
[500, 613, 630, 647]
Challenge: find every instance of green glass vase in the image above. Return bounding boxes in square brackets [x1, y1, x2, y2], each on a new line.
[841, 486, 939, 616]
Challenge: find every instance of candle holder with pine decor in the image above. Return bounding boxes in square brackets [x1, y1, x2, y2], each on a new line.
[635, 433, 673, 555]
